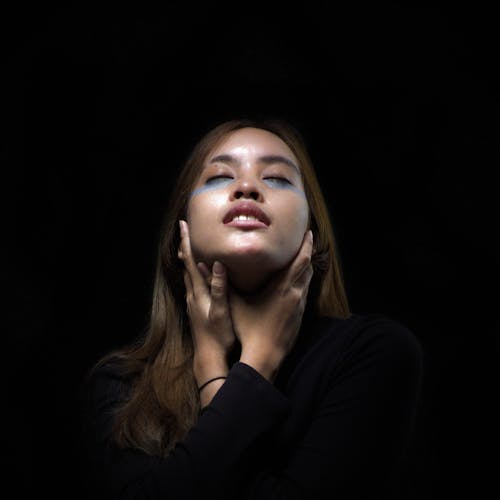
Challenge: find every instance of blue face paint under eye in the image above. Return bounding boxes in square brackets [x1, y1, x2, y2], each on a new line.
[263, 177, 289, 187]
[190, 177, 234, 197]
[264, 178, 306, 197]
[190, 176, 306, 198]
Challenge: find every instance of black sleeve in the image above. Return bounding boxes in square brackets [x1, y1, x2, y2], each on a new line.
[81, 361, 292, 500]
[239, 320, 424, 500]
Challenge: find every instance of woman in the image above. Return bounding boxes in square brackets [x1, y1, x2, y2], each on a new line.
[81, 118, 423, 500]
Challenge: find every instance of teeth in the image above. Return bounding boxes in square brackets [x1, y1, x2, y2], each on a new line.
[233, 215, 259, 221]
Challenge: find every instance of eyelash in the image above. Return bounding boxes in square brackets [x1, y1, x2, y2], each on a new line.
[205, 175, 292, 185]
[264, 176, 292, 185]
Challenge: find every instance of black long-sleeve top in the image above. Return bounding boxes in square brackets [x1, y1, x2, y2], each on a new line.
[80, 313, 423, 500]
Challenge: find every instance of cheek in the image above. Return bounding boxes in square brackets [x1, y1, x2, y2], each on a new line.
[276, 198, 310, 252]
[186, 194, 225, 254]
[187, 192, 222, 225]
[297, 200, 310, 232]
[286, 198, 309, 234]
[187, 199, 210, 238]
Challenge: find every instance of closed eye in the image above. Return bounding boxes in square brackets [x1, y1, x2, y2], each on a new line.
[263, 177, 292, 186]
[206, 175, 234, 185]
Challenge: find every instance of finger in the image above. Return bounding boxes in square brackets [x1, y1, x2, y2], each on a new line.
[287, 230, 314, 286]
[183, 269, 193, 299]
[197, 262, 212, 287]
[210, 261, 227, 302]
[179, 220, 207, 293]
[178, 220, 194, 265]
[295, 262, 314, 290]
[209, 261, 230, 322]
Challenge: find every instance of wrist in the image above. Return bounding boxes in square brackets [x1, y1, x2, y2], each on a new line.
[239, 348, 283, 383]
[198, 377, 226, 408]
[193, 352, 229, 385]
[198, 375, 228, 392]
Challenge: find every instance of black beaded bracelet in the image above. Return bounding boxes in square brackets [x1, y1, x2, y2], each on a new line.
[198, 376, 227, 392]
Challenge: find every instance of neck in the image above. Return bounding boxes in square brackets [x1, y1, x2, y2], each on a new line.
[225, 265, 276, 295]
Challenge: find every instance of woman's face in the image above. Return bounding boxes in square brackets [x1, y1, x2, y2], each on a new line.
[186, 127, 309, 291]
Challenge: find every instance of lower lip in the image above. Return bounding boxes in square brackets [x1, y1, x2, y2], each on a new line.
[225, 220, 268, 229]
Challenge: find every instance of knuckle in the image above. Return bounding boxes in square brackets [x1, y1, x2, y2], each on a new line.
[210, 280, 224, 296]
[290, 287, 302, 302]
[306, 265, 314, 279]
[209, 306, 227, 324]
[209, 307, 222, 321]
[296, 255, 310, 271]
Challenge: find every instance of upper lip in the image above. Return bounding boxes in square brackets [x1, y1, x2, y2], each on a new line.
[223, 202, 270, 225]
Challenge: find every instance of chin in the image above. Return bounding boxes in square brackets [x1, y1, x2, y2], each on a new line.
[223, 250, 293, 294]
[224, 252, 274, 271]
[192, 239, 295, 285]
[193, 247, 291, 294]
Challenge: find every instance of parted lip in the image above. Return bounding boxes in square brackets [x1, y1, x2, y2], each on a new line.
[223, 202, 270, 226]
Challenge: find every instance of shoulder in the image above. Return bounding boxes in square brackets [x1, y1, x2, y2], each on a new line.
[317, 312, 421, 354]
[276, 313, 423, 411]
[307, 313, 423, 378]
[339, 314, 423, 385]
[347, 313, 421, 355]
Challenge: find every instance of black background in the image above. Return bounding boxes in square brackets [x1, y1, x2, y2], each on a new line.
[5, 2, 498, 499]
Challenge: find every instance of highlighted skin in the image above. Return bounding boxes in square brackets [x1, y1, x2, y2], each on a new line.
[186, 127, 310, 293]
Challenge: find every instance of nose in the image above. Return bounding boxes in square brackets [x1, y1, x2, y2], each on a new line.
[230, 178, 263, 202]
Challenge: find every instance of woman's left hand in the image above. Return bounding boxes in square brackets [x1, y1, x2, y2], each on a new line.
[229, 230, 314, 369]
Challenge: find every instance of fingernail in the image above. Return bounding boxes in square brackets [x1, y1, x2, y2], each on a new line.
[213, 261, 224, 275]
[179, 220, 185, 237]
[309, 230, 313, 242]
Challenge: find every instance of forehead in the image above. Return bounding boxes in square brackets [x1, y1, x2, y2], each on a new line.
[207, 127, 297, 162]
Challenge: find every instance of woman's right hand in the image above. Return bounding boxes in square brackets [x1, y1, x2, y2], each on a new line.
[178, 220, 236, 368]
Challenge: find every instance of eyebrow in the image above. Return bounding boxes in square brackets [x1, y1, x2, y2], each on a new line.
[209, 154, 300, 174]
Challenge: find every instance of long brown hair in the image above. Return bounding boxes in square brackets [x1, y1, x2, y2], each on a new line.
[92, 118, 351, 457]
